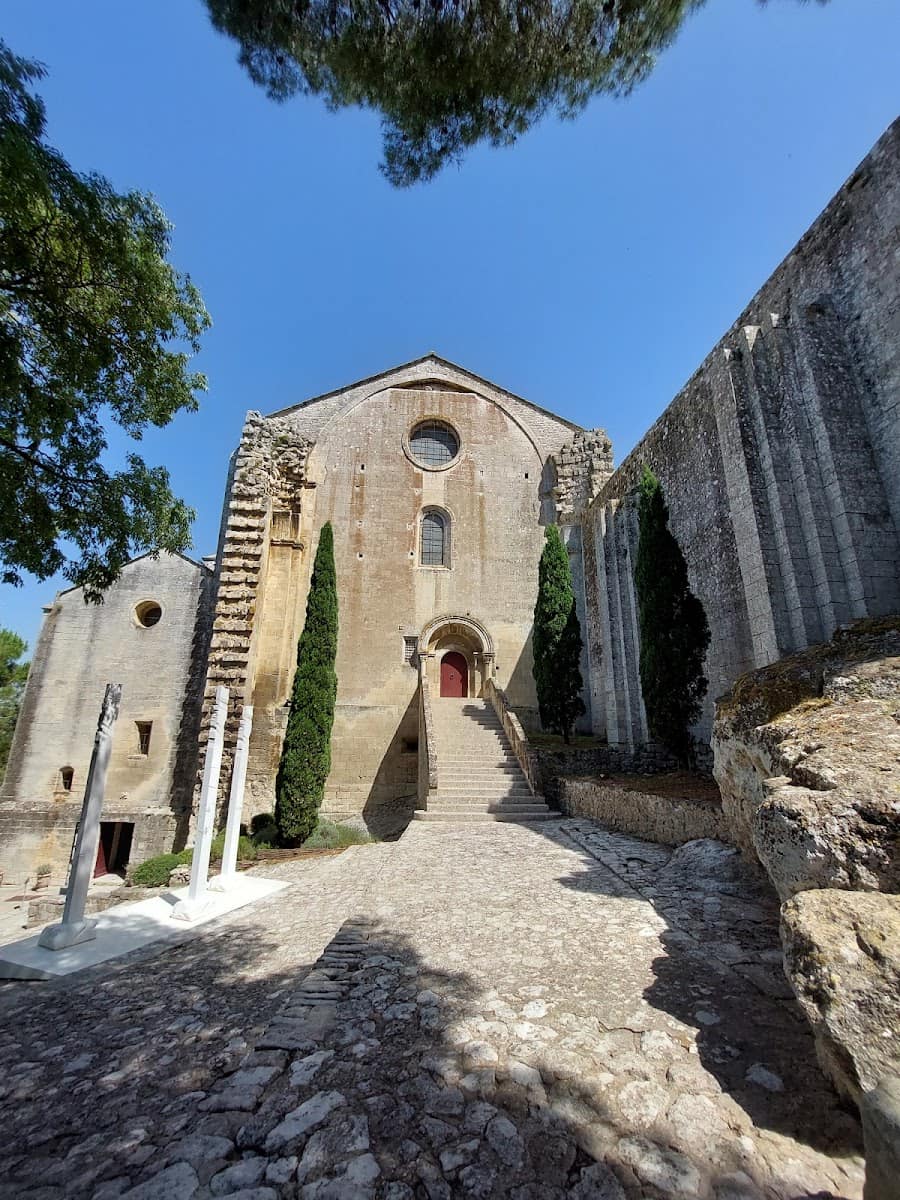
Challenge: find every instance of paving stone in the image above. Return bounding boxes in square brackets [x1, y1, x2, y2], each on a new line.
[296, 1114, 370, 1182]
[569, 1162, 627, 1200]
[263, 1091, 347, 1153]
[485, 1115, 524, 1167]
[289, 1051, 335, 1087]
[298, 1152, 380, 1199]
[209, 1159, 267, 1195]
[120, 1163, 200, 1200]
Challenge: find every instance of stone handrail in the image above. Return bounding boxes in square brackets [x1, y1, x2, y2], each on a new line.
[418, 666, 438, 803]
[484, 678, 543, 798]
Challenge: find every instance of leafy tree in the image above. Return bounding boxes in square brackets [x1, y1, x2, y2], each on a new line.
[532, 523, 585, 743]
[634, 466, 710, 763]
[275, 522, 339, 844]
[0, 42, 211, 601]
[205, 0, 823, 186]
[0, 628, 29, 782]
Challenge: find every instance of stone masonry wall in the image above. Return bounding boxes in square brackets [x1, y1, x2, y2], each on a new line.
[196, 411, 312, 822]
[532, 743, 683, 807]
[549, 429, 614, 524]
[559, 777, 727, 846]
[548, 429, 614, 733]
[582, 118, 900, 752]
[0, 553, 210, 882]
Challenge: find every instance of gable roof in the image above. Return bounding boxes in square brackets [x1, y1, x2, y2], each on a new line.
[267, 352, 582, 434]
[55, 549, 212, 598]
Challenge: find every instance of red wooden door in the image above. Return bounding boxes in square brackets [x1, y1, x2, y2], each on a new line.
[94, 832, 108, 878]
[440, 652, 468, 697]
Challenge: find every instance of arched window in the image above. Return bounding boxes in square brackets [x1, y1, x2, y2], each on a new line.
[420, 510, 449, 567]
[59, 766, 74, 792]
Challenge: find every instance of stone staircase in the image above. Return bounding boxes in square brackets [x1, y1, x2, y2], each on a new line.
[414, 698, 553, 823]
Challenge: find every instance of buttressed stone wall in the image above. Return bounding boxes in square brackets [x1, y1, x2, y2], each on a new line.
[0, 552, 213, 881]
[200, 356, 585, 835]
[582, 118, 900, 753]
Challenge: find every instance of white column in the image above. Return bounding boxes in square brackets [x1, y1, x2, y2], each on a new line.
[172, 685, 228, 922]
[210, 704, 253, 891]
[38, 683, 122, 950]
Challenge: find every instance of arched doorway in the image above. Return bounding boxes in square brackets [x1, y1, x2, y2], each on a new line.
[418, 614, 495, 699]
[440, 652, 468, 697]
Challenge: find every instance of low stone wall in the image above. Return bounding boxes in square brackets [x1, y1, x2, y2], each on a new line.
[559, 777, 727, 847]
[485, 680, 543, 797]
[533, 743, 683, 807]
[25, 885, 160, 928]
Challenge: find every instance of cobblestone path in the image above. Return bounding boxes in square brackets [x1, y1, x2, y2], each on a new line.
[0, 821, 864, 1200]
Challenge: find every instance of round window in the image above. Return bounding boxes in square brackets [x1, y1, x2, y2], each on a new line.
[135, 601, 162, 628]
[407, 420, 460, 470]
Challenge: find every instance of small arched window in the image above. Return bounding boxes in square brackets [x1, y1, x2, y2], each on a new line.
[420, 510, 449, 567]
[59, 766, 74, 792]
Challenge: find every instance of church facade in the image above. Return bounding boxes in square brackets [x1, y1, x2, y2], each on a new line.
[1, 119, 897, 881]
[200, 357, 607, 838]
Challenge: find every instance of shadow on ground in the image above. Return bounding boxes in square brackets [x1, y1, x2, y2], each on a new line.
[545, 820, 861, 1160]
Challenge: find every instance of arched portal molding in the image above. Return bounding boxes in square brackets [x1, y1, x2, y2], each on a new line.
[418, 614, 494, 658]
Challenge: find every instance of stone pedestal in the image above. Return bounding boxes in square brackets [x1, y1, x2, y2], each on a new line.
[38, 684, 122, 951]
[210, 704, 253, 892]
[172, 685, 228, 922]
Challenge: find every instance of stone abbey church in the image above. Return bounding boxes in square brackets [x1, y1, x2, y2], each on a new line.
[1, 120, 898, 881]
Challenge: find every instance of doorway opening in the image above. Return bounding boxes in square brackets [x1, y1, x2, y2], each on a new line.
[440, 651, 469, 697]
[94, 821, 135, 877]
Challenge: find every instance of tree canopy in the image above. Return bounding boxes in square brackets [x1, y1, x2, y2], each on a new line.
[207, 1, 824, 186]
[206, 0, 705, 186]
[634, 466, 710, 763]
[0, 42, 211, 601]
[532, 522, 585, 743]
[0, 627, 28, 782]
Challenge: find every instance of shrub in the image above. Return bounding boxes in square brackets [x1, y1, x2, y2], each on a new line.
[249, 812, 279, 847]
[209, 831, 258, 862]
[276, 522, 339, 845]
[634, 467, 711, 764]
[129, 849, 191, 888]
[302, 820, 373, 849]
[532, 524, 586, 743]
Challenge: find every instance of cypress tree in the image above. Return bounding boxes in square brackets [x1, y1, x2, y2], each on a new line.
[275, 522, 338, 845]
[532, 524, 586, 744]
[634, 467, 711, 765]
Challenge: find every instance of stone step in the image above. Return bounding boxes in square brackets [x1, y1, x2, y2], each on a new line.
[440, 776, 526, 784]
[435, 726, 505, 735]
[440, 763, 522, 773]
[440, 752, 518, 760]
[413, 811, 554, 823]
[436, 787, 534, 798]
[428, 802, 548, 812]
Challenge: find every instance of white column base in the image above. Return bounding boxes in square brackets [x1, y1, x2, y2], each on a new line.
[170, 895, 213, 923]
[37, 918, 98, 950]
[207, 873, 237, 893]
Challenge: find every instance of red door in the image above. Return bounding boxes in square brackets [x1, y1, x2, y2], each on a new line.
[440, 652, 468, 697]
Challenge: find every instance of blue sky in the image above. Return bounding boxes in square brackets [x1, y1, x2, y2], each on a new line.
[2, 0, 898, 650]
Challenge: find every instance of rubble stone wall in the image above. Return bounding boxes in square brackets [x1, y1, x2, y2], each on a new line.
[194, 411, 312, 823]
[559, 778, 727, 846]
